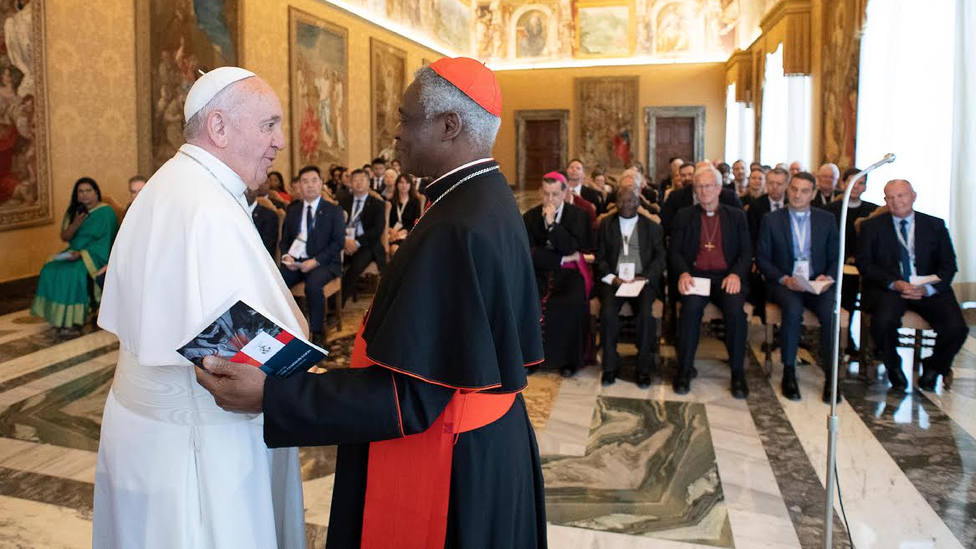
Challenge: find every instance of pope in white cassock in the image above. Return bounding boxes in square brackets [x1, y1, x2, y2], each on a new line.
[93, 68, 306, 548]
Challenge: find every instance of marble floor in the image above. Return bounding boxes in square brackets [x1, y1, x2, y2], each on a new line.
[1, 292, 975, 549]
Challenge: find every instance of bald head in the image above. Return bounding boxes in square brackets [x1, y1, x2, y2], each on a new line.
[184, 76, 286, 190]
[883, 179, 916, 218]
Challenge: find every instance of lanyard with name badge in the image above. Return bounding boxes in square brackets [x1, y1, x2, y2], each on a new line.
[791, 211, 810, 278]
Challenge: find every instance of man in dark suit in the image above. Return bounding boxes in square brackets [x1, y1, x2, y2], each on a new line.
[670, 165, 753, 398]
[812, 163, 840, 208]
[660, 163, 743, 236]
[523, 172, 591, 377]
[245, 181, 279, 259]
[757, 172, 840, 402]
[340, 168, 388, 304]
[567, 158, 605, 215]
[279, 165, 345, 344]
[595, 185, 666, 387]
[857, 179, 967, 392]
[747, 167, 788, 244]
[369, 157, 387, 193]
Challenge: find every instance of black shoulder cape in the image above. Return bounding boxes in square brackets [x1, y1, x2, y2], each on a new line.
[361, 161, 544, 392]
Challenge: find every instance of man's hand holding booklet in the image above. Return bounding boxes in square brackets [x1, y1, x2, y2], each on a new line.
[177, 299, 327, 377]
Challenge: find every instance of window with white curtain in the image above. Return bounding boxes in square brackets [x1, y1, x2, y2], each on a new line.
[724, 83, 755, 164]
[856, 0, 955, 221]
[759, 44, 811, 169]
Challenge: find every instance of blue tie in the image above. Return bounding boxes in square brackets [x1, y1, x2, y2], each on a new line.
[898, 219, 911, 279]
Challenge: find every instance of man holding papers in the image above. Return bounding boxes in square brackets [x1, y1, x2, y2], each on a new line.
[595, 183, 666, 387]
[857, 179, 967, 392]
[670, 165, 753, 398]
[757, 172, 839, 402]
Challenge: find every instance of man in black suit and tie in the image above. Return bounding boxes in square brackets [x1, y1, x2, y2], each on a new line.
[857, 179, 967, 392]
[812, 163, 840, 208]
[340, 168, 387, 304]
[369, 157, 387, 193]
[747, 167, 789, 244]
[670, 165, 753, 398]
[279, 165, 345, 344]
[757, 172, 840, 402]
[567, 158, 605, 215]
[523, 172, 591, 377]
[595, 185, 666, 387]
[245, 181, 279, 259]
[660, 162, 743, 236]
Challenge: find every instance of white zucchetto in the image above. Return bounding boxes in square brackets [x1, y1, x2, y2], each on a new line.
[183, 66, 256, 122]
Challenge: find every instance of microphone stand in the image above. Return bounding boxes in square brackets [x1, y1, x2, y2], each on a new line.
[823, 152, 895, 549]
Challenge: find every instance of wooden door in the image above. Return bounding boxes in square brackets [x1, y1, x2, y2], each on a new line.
[654, 117, 695, 183]
[524, 119, 562, 189]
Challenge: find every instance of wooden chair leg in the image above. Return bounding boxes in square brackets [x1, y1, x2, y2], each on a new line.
[764, 323, 773, 378]
[912, 329, 923, 388]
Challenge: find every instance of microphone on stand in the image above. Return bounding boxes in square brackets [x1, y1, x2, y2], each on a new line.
[822, 152, 895, 549]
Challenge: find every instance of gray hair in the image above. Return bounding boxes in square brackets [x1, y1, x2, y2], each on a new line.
[617, 174, 640, 198]
[621, 167, 643, 189]
[819, 163, 840, 179]
[182, 78, 253, 142]
[694, 165, 721, 186]
[414, 67, 500, 151]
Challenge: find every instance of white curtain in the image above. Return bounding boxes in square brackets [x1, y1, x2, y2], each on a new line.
[760, 44, 811, 168]
[949, 0, 976, 283]
[725, 83, 755, 164]
[855, 0, 955, 222]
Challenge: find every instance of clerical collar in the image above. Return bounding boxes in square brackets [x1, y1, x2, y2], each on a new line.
[700, 205, 718, 217]
[178, 143, 247, 211]
[422, 158, 495, 204]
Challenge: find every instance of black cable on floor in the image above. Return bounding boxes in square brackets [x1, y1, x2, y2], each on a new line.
[834, 462, 857, 549]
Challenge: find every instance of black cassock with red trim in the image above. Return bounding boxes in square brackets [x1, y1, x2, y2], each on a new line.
[263, 159, 548, 549]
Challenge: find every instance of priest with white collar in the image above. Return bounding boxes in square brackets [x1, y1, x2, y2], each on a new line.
[94, 67, 305, 549]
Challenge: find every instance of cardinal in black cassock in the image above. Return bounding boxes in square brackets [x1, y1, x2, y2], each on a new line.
[523, 172, 591, 377]
[196, 57, 548, 549]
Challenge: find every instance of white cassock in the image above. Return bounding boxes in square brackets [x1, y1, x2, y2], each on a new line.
[93, 144, 306, 549]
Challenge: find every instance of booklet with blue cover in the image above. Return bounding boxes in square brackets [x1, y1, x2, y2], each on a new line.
[177, 299, 327, 377]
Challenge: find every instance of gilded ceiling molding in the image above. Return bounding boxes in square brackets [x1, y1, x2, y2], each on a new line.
[758, 0, 811, 75]
[724, 49, 753, 104]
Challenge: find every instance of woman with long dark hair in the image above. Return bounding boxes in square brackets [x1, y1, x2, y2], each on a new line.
[31, 177, 118, 334]
[387, 173, 421, 254]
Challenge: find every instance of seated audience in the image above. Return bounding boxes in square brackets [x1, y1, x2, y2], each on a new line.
[380, 168, 397, 200]
[31, 177, 118, 334]
[523, 172, 590, 377]
[670, 165, 752, 398]
[279, 165, 345, 344]
[789, 161, 804, 176]
[567, 158, 605, 215]
[340, 168, 388, 304]
[246, 178, 280, 259]
[740, 167, 766, 208]
[659, 157, 683, 196]
[856, 179, 968, 392]
[660, 162, 742, 236]
[813, 163, 840, 208]
[390, 158, 402, 174]
[369, 157, 387, 193]
[827, 168, 878, 353]
[596, 186, 666, 387]
[757, 172, 840, 402]
[325, 165, 344, 196]
[731, 159, 747, 194]
[387, 173, 421, 254]
[747, 167, 788, 243]
[123, 175, 147, 220]
[266, 170, 291, 208]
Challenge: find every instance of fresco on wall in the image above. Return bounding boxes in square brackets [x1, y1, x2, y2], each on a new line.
[146, 0, 238, 171]
[0, 0, 51, 232]
[515, 9, 548, 58]
[371, 38, 405, 159]
[821, 0, 865, 168]
[575, 76, 637, 171]
[576, 3, 632, 57]
[290, 8, 348, 171]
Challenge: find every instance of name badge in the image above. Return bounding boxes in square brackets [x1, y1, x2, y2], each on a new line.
[619, 262, 636, 281]
[793, 260, 810, 280]
[287, 234, 307, 260]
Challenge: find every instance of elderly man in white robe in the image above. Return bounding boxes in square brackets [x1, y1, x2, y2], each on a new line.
[93, 68, 306, 549]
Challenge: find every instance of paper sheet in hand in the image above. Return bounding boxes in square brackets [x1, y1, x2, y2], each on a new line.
[51, 251, 74, 261]
[615, 279, 646, 297]
[177, 299, 327, 376]
[910, 274, 940, 286]
[795, 277, 832, 295]
[687, 277, 711, 297]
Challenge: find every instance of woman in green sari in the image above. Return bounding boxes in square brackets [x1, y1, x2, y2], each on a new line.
[31, 177, 118, 333]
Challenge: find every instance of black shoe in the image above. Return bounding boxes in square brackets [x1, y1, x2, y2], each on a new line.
[918, 370, 939, 392]
[690, 366, 699, 379]
[636, 374, 652, 389]
[311, 332, 325, 347]
[560, 366, 576, 378]
[887, 367, 908, 392]
[730, 375, 749, 399]
[526, 364, 539, 375]
[822, 381, 843, 403]
[601, 371, 616, 386]
[781, 368, 801, 401]
[673, 377, 691, 395]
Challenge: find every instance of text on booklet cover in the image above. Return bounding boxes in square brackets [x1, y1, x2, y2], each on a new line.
[177, 300, 327, 376]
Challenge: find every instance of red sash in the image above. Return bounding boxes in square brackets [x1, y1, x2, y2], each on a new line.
[350, 319, 516, 549]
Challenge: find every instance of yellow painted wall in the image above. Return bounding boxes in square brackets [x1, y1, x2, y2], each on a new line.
[1, 0, 441, 284]
[493, 62, 728, 187]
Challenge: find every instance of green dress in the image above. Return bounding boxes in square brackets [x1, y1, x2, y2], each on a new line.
[31, 203, 118, 328]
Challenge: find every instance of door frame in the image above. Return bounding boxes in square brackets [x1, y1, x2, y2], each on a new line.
[515, 109, 570, 190]
[643, 106, 706, 183]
